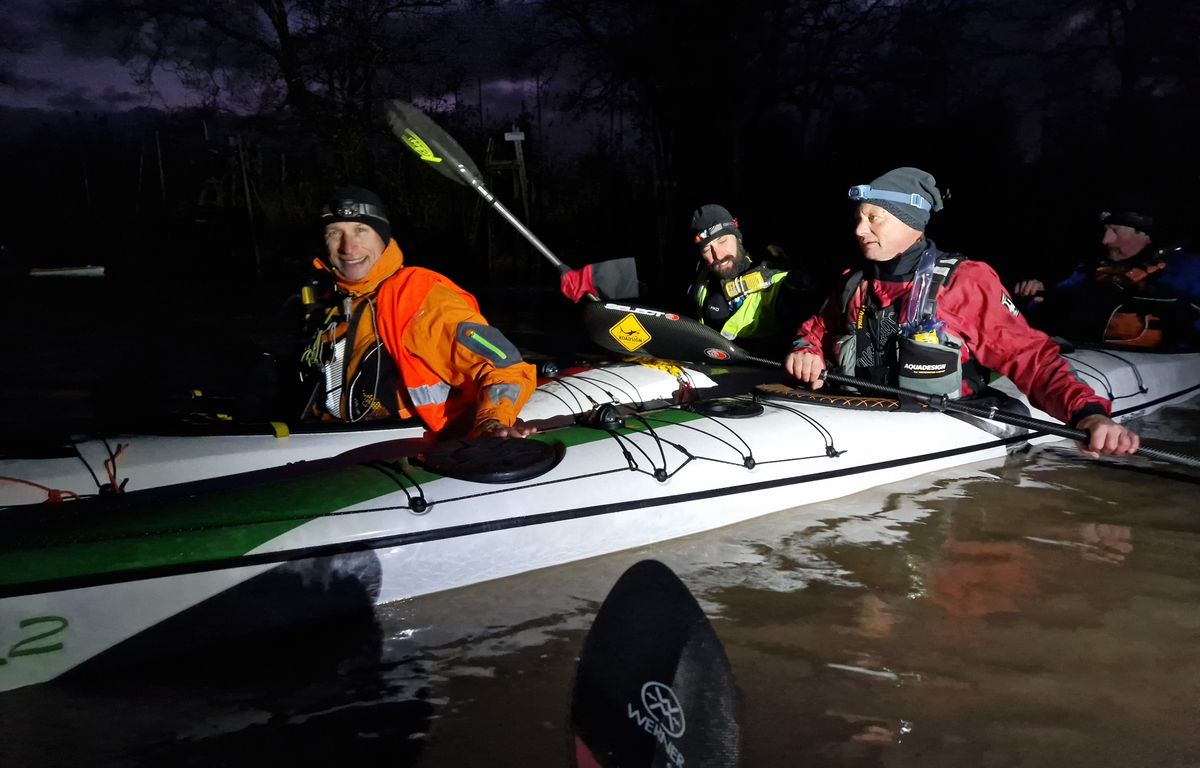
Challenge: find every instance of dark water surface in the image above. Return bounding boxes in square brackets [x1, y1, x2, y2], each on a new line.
[2, 404, 1197, 768]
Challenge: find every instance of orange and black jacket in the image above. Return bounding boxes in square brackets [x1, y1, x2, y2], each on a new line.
[313, 240, 536, 435]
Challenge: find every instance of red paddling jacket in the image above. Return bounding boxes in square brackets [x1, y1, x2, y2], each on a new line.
[793, 239, 1110, 426]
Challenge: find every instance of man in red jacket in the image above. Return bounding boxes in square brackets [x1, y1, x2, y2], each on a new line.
[784, 167, 1138, 457]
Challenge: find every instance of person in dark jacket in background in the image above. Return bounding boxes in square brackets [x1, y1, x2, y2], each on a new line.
[1013, 207, 1200, 349]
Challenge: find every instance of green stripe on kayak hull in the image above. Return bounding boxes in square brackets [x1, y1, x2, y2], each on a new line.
[0, 408, 707, 588]
[1, 462, 432, 587]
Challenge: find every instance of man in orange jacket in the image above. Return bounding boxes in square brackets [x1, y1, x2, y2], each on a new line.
[307, 186, 537, 438]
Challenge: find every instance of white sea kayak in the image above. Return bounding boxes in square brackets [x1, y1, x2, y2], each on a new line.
[0, 346, 1196, 693]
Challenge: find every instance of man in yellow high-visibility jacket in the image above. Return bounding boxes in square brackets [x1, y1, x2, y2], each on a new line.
[688, 204, 814, 355]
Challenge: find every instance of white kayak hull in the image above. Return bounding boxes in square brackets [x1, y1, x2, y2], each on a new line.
[1, 348, 1196, 692]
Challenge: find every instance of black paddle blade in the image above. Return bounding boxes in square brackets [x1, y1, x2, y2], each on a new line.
[589, 258, 641, 301]
[571, 559, 742, 768]
[384, 100, 484, 185]
[581, 302, 761, 366]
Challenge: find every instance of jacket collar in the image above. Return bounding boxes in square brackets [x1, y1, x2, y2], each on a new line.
[871, 236, 933, 281]
[313, 239, 406, 297]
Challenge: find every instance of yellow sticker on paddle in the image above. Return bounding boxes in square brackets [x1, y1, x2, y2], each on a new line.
[609, 313, 652, 352]
[402, 130, 443, 164]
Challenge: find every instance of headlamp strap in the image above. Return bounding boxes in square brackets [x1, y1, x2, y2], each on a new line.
[321, 201, 390, 222]
[694, 218, 739, 244]
[848, 185, 932, 211]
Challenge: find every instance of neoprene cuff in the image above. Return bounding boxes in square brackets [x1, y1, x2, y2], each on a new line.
[1068, 402, 1107, 428]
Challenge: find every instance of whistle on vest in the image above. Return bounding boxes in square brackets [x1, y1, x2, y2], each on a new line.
[722, 270, 768, 301]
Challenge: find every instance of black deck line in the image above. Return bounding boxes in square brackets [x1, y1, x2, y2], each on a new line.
[1111, 380, 1200, 417]
[5, 379, 1197, 600]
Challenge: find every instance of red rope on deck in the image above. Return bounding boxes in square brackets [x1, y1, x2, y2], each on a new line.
[0, 476, 80, 503]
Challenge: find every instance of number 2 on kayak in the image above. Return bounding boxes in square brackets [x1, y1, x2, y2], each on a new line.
[0, 616, 69, 666]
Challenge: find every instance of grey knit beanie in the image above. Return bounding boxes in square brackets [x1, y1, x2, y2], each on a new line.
[849, 167, 943, 232]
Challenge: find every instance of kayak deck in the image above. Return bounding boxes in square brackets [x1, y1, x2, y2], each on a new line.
[0, 362, 728, 506]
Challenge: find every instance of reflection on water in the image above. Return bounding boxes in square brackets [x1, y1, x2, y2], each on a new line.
[1, 405, 1197, 767]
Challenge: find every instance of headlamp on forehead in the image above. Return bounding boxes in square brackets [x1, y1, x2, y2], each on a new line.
[321, 201, 390, 223]
[694, 218, 739, 245]
[848, 184, 932, 211]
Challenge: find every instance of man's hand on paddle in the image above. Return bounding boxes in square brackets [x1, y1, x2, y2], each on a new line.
[1075, 414, 1140, 457]
[785, 350, 1141, 459]
[784, 349, 826, 390]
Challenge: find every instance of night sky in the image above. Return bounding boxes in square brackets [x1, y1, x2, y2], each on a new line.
[0, 1, 547, 121]
[2, 0, 1197, 290]
[0, 1, 188, 111]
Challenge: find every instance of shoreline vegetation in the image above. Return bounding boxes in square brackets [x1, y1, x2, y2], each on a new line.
[3, 1, 1198, 438]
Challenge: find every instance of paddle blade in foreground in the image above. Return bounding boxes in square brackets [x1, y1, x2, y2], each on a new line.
[384, 100, 484, 186]
[581, 302, 764, 367]
[571, 559, 742, 768]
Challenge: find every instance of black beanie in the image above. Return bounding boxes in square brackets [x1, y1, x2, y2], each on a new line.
[1100, 209, 1154, 236]
[320, 185, 392, 244]
[849, 167, 943, 232]
[690, 204, 741, 248]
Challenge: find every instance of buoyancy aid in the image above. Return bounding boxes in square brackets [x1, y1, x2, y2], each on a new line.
[692, 263, 790, 340]
[1090, 250, 1179, 349]
[1093, 253, 1169, 291]
[1048, 246, 1200, 350]
[832, 250, 988, 398]
[317, 293, 407, 421]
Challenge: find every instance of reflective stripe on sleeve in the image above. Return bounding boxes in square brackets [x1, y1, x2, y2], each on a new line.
[407, 381, 452, 407]
[483, 383, 523, 407]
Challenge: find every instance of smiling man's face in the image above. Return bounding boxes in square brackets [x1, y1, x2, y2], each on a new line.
[700, 234, 749, 278]
[324, 221, 386, 281]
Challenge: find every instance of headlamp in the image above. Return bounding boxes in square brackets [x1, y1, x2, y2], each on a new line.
[693, 218, 739, 245]
[848, 184, 932, 211]
[321, 201, 390, 223]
